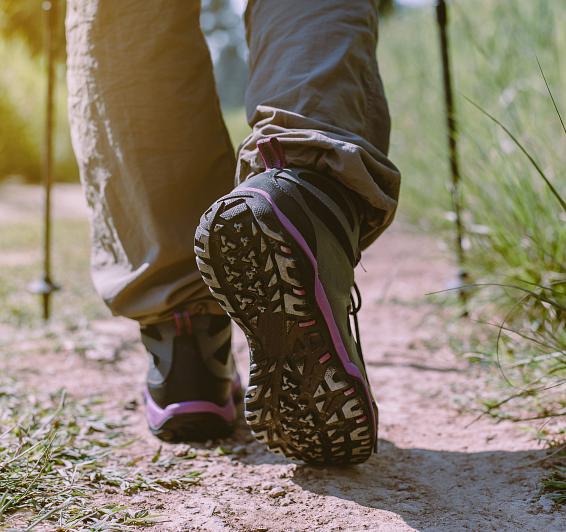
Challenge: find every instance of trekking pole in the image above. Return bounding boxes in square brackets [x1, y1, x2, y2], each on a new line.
[435, 0, 468, 313]
[29, 0, 60, 320]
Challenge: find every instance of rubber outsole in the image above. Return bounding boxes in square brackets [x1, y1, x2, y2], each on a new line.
[146, 391, 243, 443]
[195, 191, 376, 464]
[149, 412, 236, 443]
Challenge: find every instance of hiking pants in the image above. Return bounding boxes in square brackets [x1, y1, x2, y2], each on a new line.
[65, 0, 400, 324]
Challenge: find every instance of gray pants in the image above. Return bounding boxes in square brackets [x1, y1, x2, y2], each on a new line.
[66, 0, 400, 325]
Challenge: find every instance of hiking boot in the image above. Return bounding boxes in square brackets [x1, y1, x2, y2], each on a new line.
[194, 138, 378, 464]
[141, 311, 242, 442]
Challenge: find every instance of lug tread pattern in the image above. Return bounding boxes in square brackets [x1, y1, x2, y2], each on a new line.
[195, 195, 374, 464]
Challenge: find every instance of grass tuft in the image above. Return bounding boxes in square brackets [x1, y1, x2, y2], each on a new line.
[0, 376, 201, 529]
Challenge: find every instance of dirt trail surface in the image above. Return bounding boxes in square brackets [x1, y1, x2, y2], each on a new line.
[3, 185, 564, 531]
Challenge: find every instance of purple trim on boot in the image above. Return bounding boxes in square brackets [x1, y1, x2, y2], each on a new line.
[239, 186, 377, 439]
[144, 389, 237, 429]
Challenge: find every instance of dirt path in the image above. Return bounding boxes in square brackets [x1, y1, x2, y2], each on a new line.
[3, 185, 563, 530]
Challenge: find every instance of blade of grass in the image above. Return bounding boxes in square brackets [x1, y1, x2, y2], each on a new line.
[536, 55, 566, 136]
[23, 499, 74, 532]
[464, 96, 566, 213]
[427, 283, 566, 312]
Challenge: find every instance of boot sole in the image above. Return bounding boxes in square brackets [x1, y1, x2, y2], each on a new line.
[150, 413, 236, 443]
[195, 189, 376, 464]
[145, 387, 242, 443]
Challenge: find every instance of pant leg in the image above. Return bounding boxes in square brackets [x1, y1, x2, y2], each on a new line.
[240, 0, 400, 249]
[66, 0, 235, 324]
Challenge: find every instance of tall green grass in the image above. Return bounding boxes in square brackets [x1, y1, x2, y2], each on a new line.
[381, 0, 565, 492]
[381, 0, 565, 335]
[382, 0, 565, 220]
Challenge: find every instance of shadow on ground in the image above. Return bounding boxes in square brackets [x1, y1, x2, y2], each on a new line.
[290, 439, 550, 530]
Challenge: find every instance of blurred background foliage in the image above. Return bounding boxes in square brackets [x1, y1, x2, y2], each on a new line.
[0, 0, 250, 183]
[0, 0, 395, 183]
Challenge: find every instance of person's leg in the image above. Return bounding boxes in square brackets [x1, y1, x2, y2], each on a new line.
[240, 0, 400, 249]
[66, 0, 242, 442]
[66, 0, 235, 325]
[195, 0, 398, 464]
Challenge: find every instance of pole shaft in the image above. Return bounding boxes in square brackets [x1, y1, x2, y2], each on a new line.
[436, 0, 468, 307]
[43, 0, 56, 320]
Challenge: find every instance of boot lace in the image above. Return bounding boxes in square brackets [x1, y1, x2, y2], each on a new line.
[349, 282, 366, 366]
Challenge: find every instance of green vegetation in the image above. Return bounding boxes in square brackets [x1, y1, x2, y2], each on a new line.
[224, 106, 250, 148]
[381, 0, 565, 496]
[0, 0, 249, 184]
[0, 29, 250, 184]
[0, 36, 77, 183]
[0, 377, 201, 529]
[0, 219, 107, 327]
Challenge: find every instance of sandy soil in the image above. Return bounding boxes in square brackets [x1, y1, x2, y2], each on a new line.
[2, 185, 564, 530]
